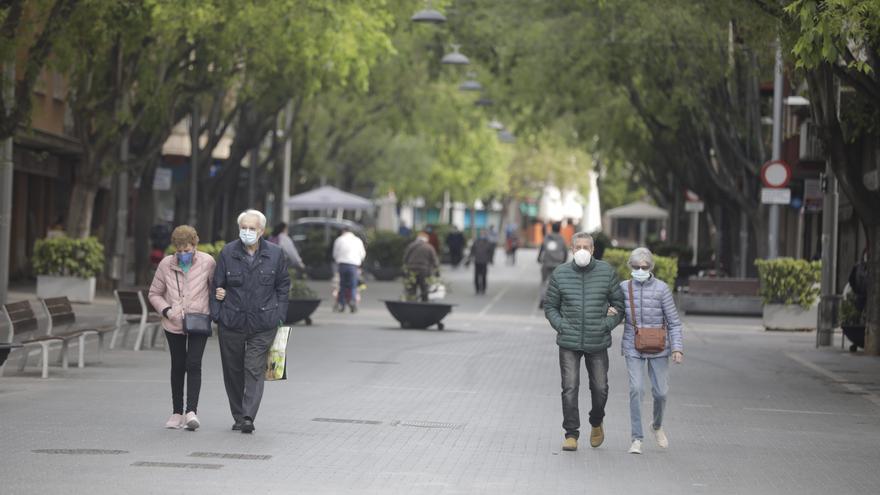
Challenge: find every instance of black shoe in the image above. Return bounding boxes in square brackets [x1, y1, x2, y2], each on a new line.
[349, 304, 357, 313]
[232, 420, 242, 431]
[240, 418, 254, 434]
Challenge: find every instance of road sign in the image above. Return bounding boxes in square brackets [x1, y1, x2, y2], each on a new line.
[684, 201, 704, 212]
[761, 187, 791, 204]
[761, 160, 792, 188]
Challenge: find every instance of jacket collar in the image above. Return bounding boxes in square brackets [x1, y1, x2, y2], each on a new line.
[231, 238, 271, 260]
[571, 258, 597, 273]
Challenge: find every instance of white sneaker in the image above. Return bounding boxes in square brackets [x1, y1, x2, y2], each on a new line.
[165, 413, 184, 429]
[628, 439, 642, 454]
[653, 427, 669, 448]
[184, 411, 200, 431]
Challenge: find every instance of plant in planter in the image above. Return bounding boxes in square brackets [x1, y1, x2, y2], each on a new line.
[755, 258, 821, 330]
[285, 270, 321, 325]
[32, 236, 104, 303]
[840, 291, 866, 351]
[366, 231, 412, 280]
[603, 248, 678, 287]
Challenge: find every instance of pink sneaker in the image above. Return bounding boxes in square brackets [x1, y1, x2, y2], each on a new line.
[184, 411, 200, 431]
[165, 413, 184, 429]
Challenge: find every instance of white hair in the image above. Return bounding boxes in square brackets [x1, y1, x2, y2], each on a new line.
[237, 209, 266, 229]
[628, 247, 655, 270]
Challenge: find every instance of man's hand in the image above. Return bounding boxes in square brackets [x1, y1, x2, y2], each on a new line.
[215, 288, 226, 301]
[672, 351, 684, 364]
[607, 306, 618, 317]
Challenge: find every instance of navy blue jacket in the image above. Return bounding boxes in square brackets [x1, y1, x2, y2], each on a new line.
[210, 238, 290, 332]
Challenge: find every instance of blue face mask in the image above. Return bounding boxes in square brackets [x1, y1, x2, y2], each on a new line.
[631, 268, 651, 282]
[240, 229, 259, 246]
[177, 252, 194, 266]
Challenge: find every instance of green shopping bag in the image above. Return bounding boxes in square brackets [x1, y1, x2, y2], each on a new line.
[265, 326, 292, 381]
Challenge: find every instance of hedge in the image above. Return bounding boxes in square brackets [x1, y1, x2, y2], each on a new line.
[32, 236, 105, 279]
[602, 248, 678, 287]
[755, 258, 821, 309]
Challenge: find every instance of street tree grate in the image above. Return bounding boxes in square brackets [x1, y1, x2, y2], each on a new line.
[33, 449, 128, 455]
[132, 461, 222, 470]
[189, 452, 272, 460]
[312, 417, 383, 425]
[390, 420, 465, 430]
[349, 360, 400, 365]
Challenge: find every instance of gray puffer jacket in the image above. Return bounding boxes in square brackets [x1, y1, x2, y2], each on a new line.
[620, 276, 683, 358]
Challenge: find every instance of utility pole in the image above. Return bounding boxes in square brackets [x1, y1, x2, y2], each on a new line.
[188, 106, 199, 226]
[768, 41, 784, 259]
[282, 100, 294, 224]
[0, 64, 14, 305]
[817, 163, 839, 347]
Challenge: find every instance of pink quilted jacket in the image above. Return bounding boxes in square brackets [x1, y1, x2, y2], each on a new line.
[148, 251, 215, 334]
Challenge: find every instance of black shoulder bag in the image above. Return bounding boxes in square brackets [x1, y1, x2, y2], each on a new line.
[175, 271, 213, 336]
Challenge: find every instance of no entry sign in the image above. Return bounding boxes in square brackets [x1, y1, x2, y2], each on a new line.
[761, 160, 792, 188]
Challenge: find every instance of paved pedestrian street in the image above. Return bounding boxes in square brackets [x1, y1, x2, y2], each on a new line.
[2, 249, 880, 494]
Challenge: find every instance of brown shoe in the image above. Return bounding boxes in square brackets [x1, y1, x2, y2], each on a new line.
[590, 424, 604, 448]
[562, 437, 578, 451]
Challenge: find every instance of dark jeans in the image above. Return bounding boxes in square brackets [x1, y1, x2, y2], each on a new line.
[337, 263, 359, 306]
[474, 262, 488, 293]
[405, 270, 430, 302]
[218, 326, 278, 422]
[165, 330, 208, 414]
[559, 347, 609, 439]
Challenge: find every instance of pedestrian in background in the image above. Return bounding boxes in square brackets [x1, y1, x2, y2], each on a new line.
[211, 209, 290, 434]
[268, 222, 304, 270]
[403, 232, 440, 302]
[149, 225, 215, 431]
[618, 247, 683, 454]
[538, 222, 568, 308]
[465, 229, 495, 295]
[332, 227, 366, 312]
[445, 226, 466, 267]
[544, 232, 624, 452]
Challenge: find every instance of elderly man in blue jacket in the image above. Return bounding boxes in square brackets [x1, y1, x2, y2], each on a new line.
[212, 209, 290, 434]
[544, 232, 625, 452]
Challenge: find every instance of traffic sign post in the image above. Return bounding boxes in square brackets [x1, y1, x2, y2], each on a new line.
[761, 159, 791, 259]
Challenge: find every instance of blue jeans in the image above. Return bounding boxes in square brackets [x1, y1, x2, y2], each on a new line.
[337, 263, 359, 306]
[625, 355, 669, 441]
[559, 347, 609, 439]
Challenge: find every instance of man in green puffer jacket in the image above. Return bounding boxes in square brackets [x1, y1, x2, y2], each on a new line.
[544, 232, 625, 452]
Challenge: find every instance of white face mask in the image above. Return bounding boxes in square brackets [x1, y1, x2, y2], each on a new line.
[573, 249, 592, 267]
[240, 228, 260, 246]
[631, 268, 651, 282]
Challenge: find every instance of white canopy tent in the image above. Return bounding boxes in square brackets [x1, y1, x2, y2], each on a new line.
[284, 185, 374, 212]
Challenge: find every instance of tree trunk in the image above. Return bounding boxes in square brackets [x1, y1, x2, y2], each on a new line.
[134, 161, 157, 285]
[864, 223, 880, 355]
[66, 181, 98, 238]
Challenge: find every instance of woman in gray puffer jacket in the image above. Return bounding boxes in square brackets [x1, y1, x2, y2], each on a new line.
[618, 247, 683, 455]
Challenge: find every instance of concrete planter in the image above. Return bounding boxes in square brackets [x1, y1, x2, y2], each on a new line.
[36, 275, 96, 303]
[762, 303, 817, 331]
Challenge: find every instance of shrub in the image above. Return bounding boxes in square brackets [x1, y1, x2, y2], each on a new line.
[32, 236, 105, 278]
[603, 248, 678, 287]
[165, 240, 226, 259]
[299, 230, 332, 266]
[839, 291, 865, 327]
[288, 269, 318, 299]
[754, 258, 821, 308]
[366, 231, 413, 269]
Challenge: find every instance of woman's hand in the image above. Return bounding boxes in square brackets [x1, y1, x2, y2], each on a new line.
[215, 288, 226, 301]
[672, 351, 684, 364]
[607, 306, 618, 316]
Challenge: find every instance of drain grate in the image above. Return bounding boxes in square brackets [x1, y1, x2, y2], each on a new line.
[190, 452, 272, 461]
[390, 420, 464, 430]
[33, 449, 128, 455]
[349, 360, 399, 365]
[312, 417, 383, 425]
[132, 461, 222, 470]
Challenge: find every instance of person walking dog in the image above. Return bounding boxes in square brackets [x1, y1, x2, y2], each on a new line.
[149, 225, 215, 431]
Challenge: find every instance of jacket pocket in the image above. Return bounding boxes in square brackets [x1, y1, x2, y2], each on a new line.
[257, 301, 280, 330]
[259, 268, 275, 285]
[220, 301, 245, 329]
[227, 271, 244, 287]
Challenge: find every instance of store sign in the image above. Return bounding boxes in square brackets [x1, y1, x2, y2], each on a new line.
[804, 179, 822, 211]
[153, 167, 173, 191]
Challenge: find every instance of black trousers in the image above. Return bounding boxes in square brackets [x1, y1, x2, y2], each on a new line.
[474, 263, 488, 293]
[165, 330, 208, 414]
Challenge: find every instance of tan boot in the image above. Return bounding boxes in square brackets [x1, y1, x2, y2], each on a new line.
[590, 424, 604, 448]
[562, 437, 578, 451]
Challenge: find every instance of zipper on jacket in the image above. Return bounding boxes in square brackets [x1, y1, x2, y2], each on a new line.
[580, 269, 586, 349]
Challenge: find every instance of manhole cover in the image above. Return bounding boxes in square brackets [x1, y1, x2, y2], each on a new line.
[190, 452, 272, 460]
[132, 461, 222, 470]
[312, 418, 382, 425]
[33, 449, 128, 455]
[390, 420, 464, 430]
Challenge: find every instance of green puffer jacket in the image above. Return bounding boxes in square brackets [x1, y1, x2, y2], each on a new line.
[544, 259, 625, 352]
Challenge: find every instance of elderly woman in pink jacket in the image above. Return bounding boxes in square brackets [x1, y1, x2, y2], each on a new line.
[149, 225, 215, 430]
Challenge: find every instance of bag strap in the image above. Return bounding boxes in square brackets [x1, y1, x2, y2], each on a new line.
[628, 281, 638, 331]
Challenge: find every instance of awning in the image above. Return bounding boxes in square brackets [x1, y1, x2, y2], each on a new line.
[284, 185, 373, 211]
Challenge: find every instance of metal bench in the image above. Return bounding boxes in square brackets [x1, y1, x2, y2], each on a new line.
[681, 277, 763, 316]
[2, 300, 76, 378]
[41, 297, 115, 368]
[109, 290, 161, 351]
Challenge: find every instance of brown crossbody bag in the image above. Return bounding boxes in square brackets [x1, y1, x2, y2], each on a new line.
[628, 281, 666, 354]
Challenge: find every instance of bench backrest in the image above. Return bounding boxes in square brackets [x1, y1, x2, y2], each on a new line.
[42, 297, 75, 335]
[688, 277, 760, 296]
[3, 301, 39, 342]
[115, 290, 144, 316]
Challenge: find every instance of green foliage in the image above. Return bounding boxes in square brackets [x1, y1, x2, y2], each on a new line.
[755, 258, 821, 308]
[165, 241, 226, 259]
[366, 231, 412, 268]
[603, 248, 678, 288]
[299, 231, 332, 266]
[32, 237, 105, 278]
[288, 269, 317, 299]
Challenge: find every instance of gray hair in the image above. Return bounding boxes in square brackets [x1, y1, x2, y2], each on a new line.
[570, 232, 594, 249]
[628, 247, 655, 270]
[237, 209, 267, 229]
